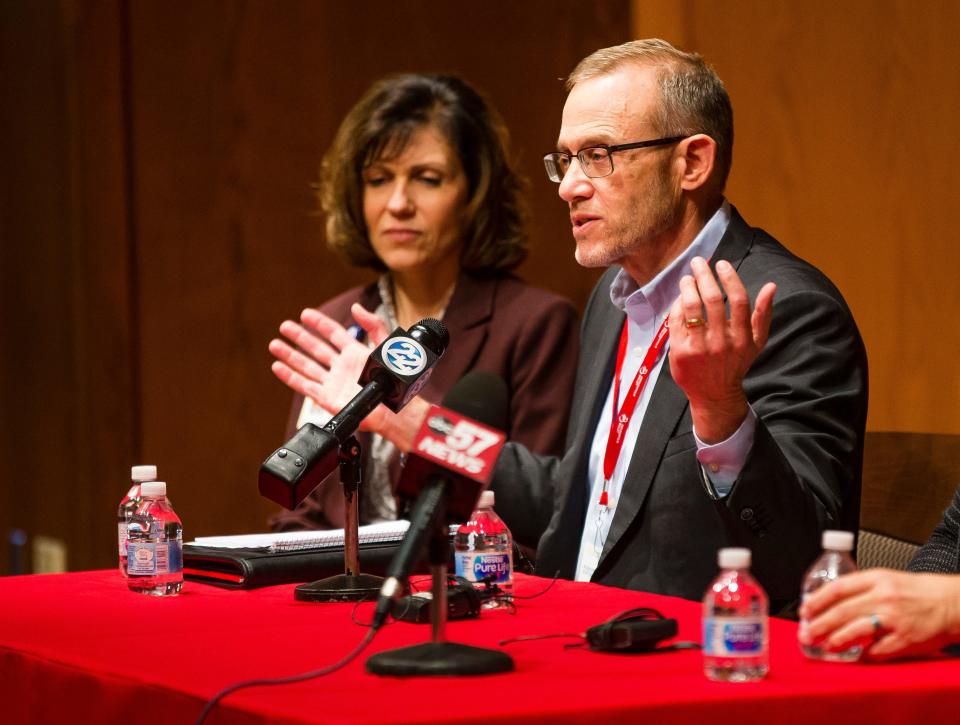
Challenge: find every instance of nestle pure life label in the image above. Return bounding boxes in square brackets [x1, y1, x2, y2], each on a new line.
[455, 551, 512, 585]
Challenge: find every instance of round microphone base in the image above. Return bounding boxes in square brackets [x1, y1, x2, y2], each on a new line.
[366, 641, 514, 676]
[294, 573, 385, 602]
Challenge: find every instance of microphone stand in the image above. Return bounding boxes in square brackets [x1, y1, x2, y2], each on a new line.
[294, 436, 385, 602]
[366, 504, 514, 676]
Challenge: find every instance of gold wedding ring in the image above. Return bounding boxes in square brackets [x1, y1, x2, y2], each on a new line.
[683, 317, 706, 329]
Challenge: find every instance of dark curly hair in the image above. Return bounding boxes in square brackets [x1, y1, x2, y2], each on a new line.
[319, 74, 528, 273]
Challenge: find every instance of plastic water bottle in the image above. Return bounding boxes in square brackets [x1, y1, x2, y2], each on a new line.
[800, 529, 861, 661]
[126, 481, 183, 596]
[118, 465, 157, 577]
[703, 547, 769, 681]
[454, 490, 512, 608]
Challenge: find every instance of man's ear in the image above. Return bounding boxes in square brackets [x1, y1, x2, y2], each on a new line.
[677, 134, 717, 192]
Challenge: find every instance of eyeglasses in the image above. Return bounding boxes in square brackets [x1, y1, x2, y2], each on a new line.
[543, 136, 687, 182]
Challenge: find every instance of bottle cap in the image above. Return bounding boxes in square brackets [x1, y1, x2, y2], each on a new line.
[140, 481, 167, 497]
[478, 490, 495, 508]
[718, 547, 751, 569]
[822, 529, 854, 551]
[131, 465, 157, 482]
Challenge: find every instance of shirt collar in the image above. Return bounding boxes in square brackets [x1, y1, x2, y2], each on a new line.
[609, 200, 732, 323]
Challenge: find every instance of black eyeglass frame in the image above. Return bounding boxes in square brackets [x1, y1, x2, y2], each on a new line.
[543, 135, 688, 182]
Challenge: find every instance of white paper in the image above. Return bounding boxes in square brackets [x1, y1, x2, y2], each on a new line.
[189, 520, 411, 551]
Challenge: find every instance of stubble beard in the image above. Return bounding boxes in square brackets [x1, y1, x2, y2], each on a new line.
[574, 165, 683, 272]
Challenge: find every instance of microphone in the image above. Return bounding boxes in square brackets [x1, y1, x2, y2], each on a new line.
[258, 318, 450, 510]
[372, 372, 508, 629]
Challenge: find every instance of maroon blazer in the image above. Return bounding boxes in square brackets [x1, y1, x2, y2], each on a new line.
[270, 272, 580, 530]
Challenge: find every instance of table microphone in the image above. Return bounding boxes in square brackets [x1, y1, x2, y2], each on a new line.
[259, 318, 449, 510]
[372, 372, 508, 629]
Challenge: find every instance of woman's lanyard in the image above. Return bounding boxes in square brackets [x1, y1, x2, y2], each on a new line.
[599, 316, 670, 507]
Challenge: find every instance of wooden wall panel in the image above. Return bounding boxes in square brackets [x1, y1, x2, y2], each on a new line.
[632, 0, 960, 434]
[0, 0, 133, 573]
[65, 0, 139, 572]
[0, 1, 76, 574]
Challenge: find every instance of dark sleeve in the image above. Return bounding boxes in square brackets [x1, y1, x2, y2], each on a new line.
[491, 275, 611, 549]
[506, 296, 579, 457]
[721, 287, 868, 604]
[490, 443, 564, 549]
[909, 488, 960, 573]
[267, 394, 346, 531]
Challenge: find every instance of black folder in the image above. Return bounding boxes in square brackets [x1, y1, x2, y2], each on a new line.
[182, 539, 408, 589]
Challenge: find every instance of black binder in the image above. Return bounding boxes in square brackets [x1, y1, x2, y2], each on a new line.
[182, 539, 408, 589]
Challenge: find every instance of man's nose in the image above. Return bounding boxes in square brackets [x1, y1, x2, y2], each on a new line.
[558, 157, 594, 203]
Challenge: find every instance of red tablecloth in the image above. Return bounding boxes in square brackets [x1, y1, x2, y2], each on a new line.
[1, 570, 958, 724]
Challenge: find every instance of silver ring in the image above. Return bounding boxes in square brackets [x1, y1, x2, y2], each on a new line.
[868, 613, 882, 635]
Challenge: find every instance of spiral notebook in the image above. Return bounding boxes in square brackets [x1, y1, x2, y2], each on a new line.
[191, 520, 412, 553]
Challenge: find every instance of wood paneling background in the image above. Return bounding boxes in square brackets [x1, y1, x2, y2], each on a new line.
[3, 0, 959, 574]
[1, 1, 137, 574]
[633, 0, 960, 434]
[0, 0, 626, 573]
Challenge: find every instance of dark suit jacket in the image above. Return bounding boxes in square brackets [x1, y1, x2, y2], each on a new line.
[909, 487, 960, 573]
[270, 271, 580, 530]
[492, 208, 868, 611]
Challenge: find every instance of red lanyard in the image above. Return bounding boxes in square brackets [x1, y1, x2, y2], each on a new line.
[599, 317, 670, 506]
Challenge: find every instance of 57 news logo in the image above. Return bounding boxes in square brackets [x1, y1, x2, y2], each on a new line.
[417, 409, 505, 479]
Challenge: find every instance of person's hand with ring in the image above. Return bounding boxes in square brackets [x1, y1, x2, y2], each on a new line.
[667, 256, 776, 443]
[799, 568, 960, 660]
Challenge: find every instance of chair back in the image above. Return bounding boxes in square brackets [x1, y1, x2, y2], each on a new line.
[858, 431, 960, 569]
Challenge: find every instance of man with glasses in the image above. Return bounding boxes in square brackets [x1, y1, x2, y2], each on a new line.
[491, 39, 868, 611]
[279, 39, 867, 610]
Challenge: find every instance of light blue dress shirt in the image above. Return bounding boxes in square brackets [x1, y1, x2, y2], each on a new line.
[574, 201, 758, 581]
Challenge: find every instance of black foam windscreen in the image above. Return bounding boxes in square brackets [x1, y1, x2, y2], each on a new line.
[441, 371, 509, 433]
[411, 318, 450, 355]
